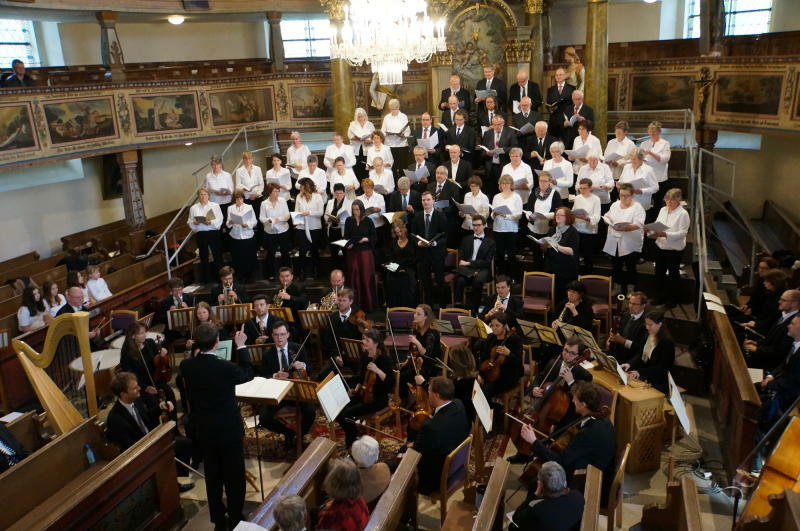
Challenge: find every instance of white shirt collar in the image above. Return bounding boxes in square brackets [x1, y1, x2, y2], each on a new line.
[632, 311, 644, 320]
[782, 309, 798, 321]
[434, 400, 452, 415]
[340, 308, 352, 319]
[424, 208, 434, 215]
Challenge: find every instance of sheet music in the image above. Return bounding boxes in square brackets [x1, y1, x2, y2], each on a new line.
[668, 372, 692, 435]
[702, 292, 722, 304]
[536, 165, 563, 180]
[331, 239, 349, 248]
[417, 132, 438, 151]
[472, 380, 493, 433]
[454, 202, 479, 215]
[236, 377, 293, 402]
[0, 411, 24, 423]
[705, 300, 726, 314]
[565, 144, 590, 159]
[616, 363, 629, 386]
[492, 204, 513, 216]
[228, 212, 245, 226]
[748, 368, 764, 384]
[216, 340, 233, 361]
[604, 151, 624, 163]
[233, 521, 268, 531]
[316, 374, 351, 422]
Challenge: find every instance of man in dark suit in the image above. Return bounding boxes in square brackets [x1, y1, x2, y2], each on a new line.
[161, 277, 196, 346]
[408, 112, 444, 165]
[428, 165, 461, 248]
[479, 275, 524, 328]
[0, 421, 29, 473]
[511, 97, 540, 164]
[56, 286, 101, 342]
[509, 70, 542, 113]
[243, 294, 278, 345]
[388, 177, 422, 225]
[744, 290, 800, 372]
[546, 67, 576, 138]
[439, 73, 471, 115]
[443, 110, 476, 161]
[180, 322, 253, 530]
[212, 265, 249, 305]
[410, 377, 470, 494]
[407, 146, 437, 194]
[481, 115, 518, 197]
[320, 288, 362, 377]
[274, 267, 309, 326]
[475, 64, 507, 112]
[476, 95, 502, 131]
[106, 371, 194, 491]
[410, 191, 449, 308]
[509, 461, 585, 531]
[607, 291, 649, 364]
[455, 215, 496, 314]
[561, 89, 594, 148]
[756, 315, 800, 432]
[440, 94, 462, 130]
[528, 121, 556, 172]
[1, 59, 35, 88]
[443, 144, 473, 192]
[258, 320, 314, 450]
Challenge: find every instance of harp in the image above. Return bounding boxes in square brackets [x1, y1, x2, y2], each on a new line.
[12, 312, 97, 435]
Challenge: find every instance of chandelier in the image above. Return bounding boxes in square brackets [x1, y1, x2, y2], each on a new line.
[329, 0, 447, 85]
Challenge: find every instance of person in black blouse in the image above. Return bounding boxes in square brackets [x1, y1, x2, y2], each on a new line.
[337, 328, 396, 447]
[325, 183, 351, 271]
[344, 199, 377, 312]
[448, 344, 478, 424]
[541, 206, 580, 303]
[621, 311, 675, 393]
[477, 311, 524, 401]
[119, 321, 176, 415]
[552, 280, 595, 333]
[404, 304, 443, 392]
[385, 219, 417, 308]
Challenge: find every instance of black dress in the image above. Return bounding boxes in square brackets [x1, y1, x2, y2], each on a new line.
[120, 338, 177, 413]
[477, 332, 524, 400]
[385, 239, 417, 308]
[545, 224, 580, 302]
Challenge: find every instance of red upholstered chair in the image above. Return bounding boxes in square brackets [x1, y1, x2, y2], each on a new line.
[580, 274, 612, 335]
[438, 308, 470, 350]
[521, 271, 554, 323]
[383, 307, 416, 351]
[110, 309, 138, 332]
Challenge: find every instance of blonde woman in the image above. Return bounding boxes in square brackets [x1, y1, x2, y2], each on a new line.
[286, 131, 311, 175]
[492, 174, 524, 276]
[187, 187, 223, 282]
[348, 107, 376, 180]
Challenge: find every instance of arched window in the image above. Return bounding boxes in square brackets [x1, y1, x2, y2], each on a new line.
[685, 0, 773, 38]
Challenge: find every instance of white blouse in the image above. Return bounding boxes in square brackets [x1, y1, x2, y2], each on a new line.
[357, 191, 386, 228]
[366, 144, 394, 169]
[295, 168, 329, 202]
[571, 133, 602, 175]
[325, 197, 353, 238]
[45, 294, 66, 317]
[461, 191, 491, 230]
[381, 112, 411, 148]
[641, 137, 671, 182]
[602, 200, 646, 256]
[369, 169, 395, 195]
[87, 278, 112, 302]
[530, 189, 558, 235]
[491, 193, 523, 233]
[543, 158, 575, 200]
[577, 163, 615, 204]
[501, 161, 534, 203]
[604, 137, 636, 180]
[204, 170, 234, 205]
[265, 167, 292, 201]
[654, 205, 690, 251]
[324, 143, 356, 172]
[188, 201, 224, 232]
[329, 169, 359, 201]
[234, 165, 264, 198]
[286, 144, 311, 174]
[17, 306, 45, 332]
[619, 163, 659, 210]
[348, 120, 376, 155]
[260, 197, 290, 234]
[572, 193, 602, 235]
[293, 193, 325, 231]
[226, 202, 257, 240]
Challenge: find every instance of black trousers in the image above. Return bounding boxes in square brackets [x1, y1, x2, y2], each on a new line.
[229, 235, 257, 281]
[196, 230, 223, 282]
[417, 249, 446, 307]
[578, 232, 598, 274]
[494, 231, 518, 277]
[655, 247, 683, 305]
[612, 251, 639, 293]
[338, 399, 387, 446]
[483, 162, 502, 197]
[260, 401, 316, 438]
[296, 228, 322, 279]
[455, 270, 490, 314]
[202, 438, 246, 526]
[264, 231, 291, 279]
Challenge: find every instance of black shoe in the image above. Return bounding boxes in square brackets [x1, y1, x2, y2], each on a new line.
[506, 453, 533, 464]
[178, 482, 195, 493]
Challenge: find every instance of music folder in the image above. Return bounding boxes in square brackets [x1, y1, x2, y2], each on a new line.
[457, 315, 490, 339]
[472, 380, 493, 433]
[316, 373, 351, 422]
[235, 377, 294, 405]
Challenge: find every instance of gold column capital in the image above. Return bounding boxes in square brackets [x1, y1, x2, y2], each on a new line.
[320, 0, 347, 21]
[524, 0, 544, 14]
[503, 40, 532, 63]
[430, 47, 455, 67]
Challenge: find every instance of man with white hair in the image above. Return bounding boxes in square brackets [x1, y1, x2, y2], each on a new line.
[444, 144, 473, 191]
[509, 70, 542, 113]
[562, 89, 594, 146]
[350, 435, 391, 505]
[546, 67, 575, 140]
[440, 94, 461, 129]
[439, 73, 471, 113]
[475, 64, 507, 112]
[512, 97, 540, 163]
[529, 121, 556, 171]
[509, 461, 585, 530]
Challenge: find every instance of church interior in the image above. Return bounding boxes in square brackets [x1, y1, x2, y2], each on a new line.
[0, 0, 799, 529]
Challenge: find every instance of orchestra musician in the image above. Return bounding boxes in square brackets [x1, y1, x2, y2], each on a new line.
[258, 321, 314, 451]
[212, 265, 249, 305]
[448, 344, 478, 424]
[509, 461, 585, 531]
[183, 302, 224, 355]
[160, 277, 195, 322]
[620, 311, 675, 393]
[552, 280, 595, 333]
[243, 294, 277, 345]
[755, 315, 800, 435]
[120, 321, 176, 416]
[274, 267, 310, 325]
[320, 288, 362, 377]
[478, 275, 524, 329]
[507, 336, 593, 464]
[477, 311, 524, 401]
[405, 304, 444, 386]
[337, 328, 395, 447]
[455, 214, 496, 314]
[743, 289, 800, 372]
[727, 258, 782, 330]
[607, 291, 649, 363]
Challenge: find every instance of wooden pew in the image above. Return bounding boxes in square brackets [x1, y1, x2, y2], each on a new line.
[441, 458, 510, 531]
[3, 410, 51, 453]
[575, 465, 603, 531]
[0, 251, 39, 276]
[61, 220, 129, 251]
[249, 436, 338, 529]
[704, 274, 761, 477]
[0, 253, 65, 285]
[739, 489, 800, 530]
[0, 265, 68, 317]
[641, 475, 703, 531]
[0, 418, 182, 530]
[366, 449, 421, 531]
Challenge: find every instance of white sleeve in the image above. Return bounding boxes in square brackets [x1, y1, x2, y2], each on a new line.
[210, 204, 223, 229]
[665, 210, 690, 242]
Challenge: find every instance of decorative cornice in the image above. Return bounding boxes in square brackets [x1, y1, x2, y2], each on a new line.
[524, 0, 543, 14]
[503, 40, 532, 63]
[319, 0, 346, 21]
[430, 47, 455, 68]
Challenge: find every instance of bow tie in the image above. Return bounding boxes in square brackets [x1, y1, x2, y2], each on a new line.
[474, 236, 484, 241]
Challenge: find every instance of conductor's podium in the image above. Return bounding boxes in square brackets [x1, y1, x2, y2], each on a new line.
[0, 417, 182, 530]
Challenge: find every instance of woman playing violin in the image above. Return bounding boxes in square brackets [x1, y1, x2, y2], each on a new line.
[120, 321, 176, 417]
[338, 328, 395, 447]
[477, 312, 524, 401]
[402, 305, 443, 391]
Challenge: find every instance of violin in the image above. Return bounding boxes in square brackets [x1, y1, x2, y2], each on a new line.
[152, 341, 172, 386]
[286, 332, 313, 380]
[479, 327, 516, 383]
[158, 388, 171, 424]
[348, 309, 374, 335]
[405, 322, 424, 373]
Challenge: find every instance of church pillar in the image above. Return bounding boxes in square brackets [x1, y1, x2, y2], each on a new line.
[524, 0, 545, 94]
[97, 11, 125, 82]
[430, 49, 454, 124]
[700, 0, 725, 56]
[266, 11, 285, 72]
[117, 150, 147, 254]
[322, 1, 354, 139]
[585, 0, 608, 146]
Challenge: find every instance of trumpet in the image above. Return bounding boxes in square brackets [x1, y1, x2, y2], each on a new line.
[487, 296, 504, 318]
[222, 283, 235, 305]
[273, 283, 287, 307]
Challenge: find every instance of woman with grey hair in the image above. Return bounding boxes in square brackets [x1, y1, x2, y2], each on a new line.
[316, 458, 370, 530]
[510, 461, 585, 530]
[618, 147, 658, 211]
[543, 141, 575, 200]
[274, 494, 306, 531]
[381, 98, 410, 177]
[348, 107, 376, 180]
[350, 435, 391, 505]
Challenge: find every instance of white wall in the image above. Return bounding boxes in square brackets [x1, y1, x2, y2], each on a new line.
[58, 21, 267, 65]
[550, 2, 663, 47]
[772, 0, 800, 32]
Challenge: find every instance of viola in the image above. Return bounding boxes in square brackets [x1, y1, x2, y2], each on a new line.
[158, 388, 171, 424]
[479, 327, 516, 383]
[348, 309, 374, 335]
[360, 350, 378, 405]
[153, 350, 172, 386]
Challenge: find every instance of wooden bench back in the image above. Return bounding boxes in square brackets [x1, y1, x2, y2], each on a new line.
[640, 475, 703, 531]
[472, 458, 511, 531]
[366, 449, 421, 530]
[0, 252, 39, 276]
[0, 254, 65, 285]
[578, 465, 603, 531]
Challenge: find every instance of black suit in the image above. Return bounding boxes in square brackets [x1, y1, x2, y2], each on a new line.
[415, 399, 471, 494]
[534, 358, 593, 430]
[406, 160, 437, 194]
[749, 313, 796, 372]
[281, 282, 309, 326]
[562, 104, 595, 148]
[180, 348, 253, 526]
[211, 281, 249, 304]
[512, 112, 541, 163]
[610, 312, 648, 363]
[476, 77, 507, 111]
[443, 124, 477, 159]
[455, 234, 497, 313]
[409, 126, 445, 165]
[258, 342, 316, 439]
[410, 208, 448, 307]
[546, 83, 576, 139]
[479, 294, 524, 329]
[388, 189, 422, 225]
[56, 303, 84, 316]
[528, 134, 557, 171]
[440, 108, 460, 130]
[439, 87, 471, 113]
[554, 298, 595, 333]
[509, 80, 543, 111]
[243, 315, 278, 345]
[443, 158, 474, 192]
[477, 110, 505, 130]
[481, 127, 518, 196]
[628, 338, 675, 393]
[511, 488, 584, 531]
[1, 74, 34, 88]
[764, 343, 800, 410]
[428, 179, 461, 247]
[160, 293, 196, 321]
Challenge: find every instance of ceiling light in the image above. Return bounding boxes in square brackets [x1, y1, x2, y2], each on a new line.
[168, 15, 185, 25]
[184, 142, 193, 146]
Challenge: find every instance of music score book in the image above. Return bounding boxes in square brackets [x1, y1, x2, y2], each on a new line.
[235, 377, 293, 404]
[316, 373, 351, 423]
[472, 380, 493, 433]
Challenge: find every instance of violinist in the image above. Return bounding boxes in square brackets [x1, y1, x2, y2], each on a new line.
[338, 328, 395, 447]
[243, 294, 276, 345]
[320, 288, 362, 378]
[518, 382, 616, 492]
[120, 321, 176, 417]
[620, 311, 675, 393]
[507, 336, 592, 464]
[448, 344, 478, 424]
[258, 321, 315, 451]
[404, 304, 443, 388]
[477, 311, 524, 401]
[552, 280, 595, 334]
[478, 275, 524, 328]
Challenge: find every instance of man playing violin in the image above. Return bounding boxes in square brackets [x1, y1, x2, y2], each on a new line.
[477, 312, 524, 401]
[319, 288, 363, 380]
[507, 336, 593, 464]
[243, 294, 277, 345]
[338, 328, 395, 447]
[258, 320, 314, 451]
